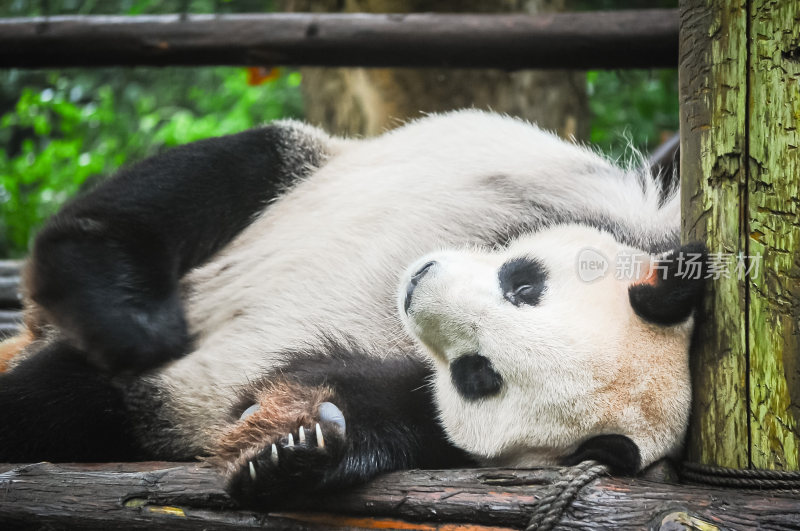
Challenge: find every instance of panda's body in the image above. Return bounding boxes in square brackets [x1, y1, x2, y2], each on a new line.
[0, 111, 702, 506]
[146, 111, 679, 459]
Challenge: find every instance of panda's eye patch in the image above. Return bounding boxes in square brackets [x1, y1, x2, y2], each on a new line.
[498, 257, 546, 306]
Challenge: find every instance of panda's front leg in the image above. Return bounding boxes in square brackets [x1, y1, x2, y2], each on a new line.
[227, 406, 349, 507]
[212, 346, 473, 508]
[25, 124, 332, 374]
[210, 380, 349, 507]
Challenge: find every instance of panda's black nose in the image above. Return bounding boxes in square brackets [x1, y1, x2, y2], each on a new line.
[412, 261, 436, 283]
[404, 261, 436, 314]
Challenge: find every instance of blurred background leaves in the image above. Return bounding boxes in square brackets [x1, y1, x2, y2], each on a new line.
[0, 67, 304, 256]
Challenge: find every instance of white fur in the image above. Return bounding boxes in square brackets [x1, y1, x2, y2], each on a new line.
[139, 110, 684, 460]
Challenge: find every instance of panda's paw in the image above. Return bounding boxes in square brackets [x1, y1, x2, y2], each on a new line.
[225, 402, 348, 508]
[73, 293, 189, 374]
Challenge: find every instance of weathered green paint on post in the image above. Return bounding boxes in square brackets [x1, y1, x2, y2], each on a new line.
[747, 0, 800, 471]
[680, 0, 800, 470]
[679, 0, 749, 468]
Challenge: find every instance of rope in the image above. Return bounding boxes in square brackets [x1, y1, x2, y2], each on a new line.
[681, 461, 800, 490]
[524, 460, 800, 530]
[525, 460, 608, 531]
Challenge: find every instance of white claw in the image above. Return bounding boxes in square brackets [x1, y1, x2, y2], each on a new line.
[248, 461, 257, 481]
[298, 426, 306, 443]
[270, 443, 279, 464]
[315, 422, 325, 448]
[287, 433, 294, 447]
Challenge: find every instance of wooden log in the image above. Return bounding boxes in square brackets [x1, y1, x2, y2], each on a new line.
[0, 261, 23, 339]
[0, 311, 22, 339]
[679, 0, 800, 470]
[0, 10, 678, 70]
[1, 462, 799, 530]
[0, 260, 23, 310]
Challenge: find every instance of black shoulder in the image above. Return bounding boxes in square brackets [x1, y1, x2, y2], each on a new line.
[28, 122, 332, 374]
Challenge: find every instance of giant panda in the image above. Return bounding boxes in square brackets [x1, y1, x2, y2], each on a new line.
[0, 110, 704, 507]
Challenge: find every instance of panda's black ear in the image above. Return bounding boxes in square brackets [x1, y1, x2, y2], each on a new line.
[560, 434, 641, 475]
[628, 242, 707, 326]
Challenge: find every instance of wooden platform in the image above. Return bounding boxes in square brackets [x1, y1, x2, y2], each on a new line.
[1, 462, 799, 529]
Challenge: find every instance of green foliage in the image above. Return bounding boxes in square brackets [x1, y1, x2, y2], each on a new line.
[0, 67, 303, 257]
[586, 69, 680, 160]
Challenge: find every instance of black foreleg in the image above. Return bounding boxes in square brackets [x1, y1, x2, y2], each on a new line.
[219, 342, 473, 508]
[0, 342, 141, 462]
[28, 125, 326, 373]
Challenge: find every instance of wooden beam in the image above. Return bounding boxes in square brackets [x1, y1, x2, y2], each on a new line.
[0, 11, 678, 70]
[680, 0, 800, 470]
[0, 260, 22, 310]
[0, 260, 22, 339]
[2, 462, 799, 529]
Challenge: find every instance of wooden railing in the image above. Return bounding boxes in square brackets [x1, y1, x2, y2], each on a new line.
[0, 261, 22, 339]
[0, 10, 678, 70]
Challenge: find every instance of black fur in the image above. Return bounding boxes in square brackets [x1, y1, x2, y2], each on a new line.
[498, 257, 547, 306]
[560, 434, 641, 476]
[449, 353, 503, 400]
[28, 126, 323, 373]
[0, 341, 141, 462]
[628, 242, 707, 326]
[228, 341, 474, 507]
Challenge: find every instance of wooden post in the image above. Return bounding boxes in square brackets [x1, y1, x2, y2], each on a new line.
[747, 0, 800, 470]
[680, 0, 800, 470]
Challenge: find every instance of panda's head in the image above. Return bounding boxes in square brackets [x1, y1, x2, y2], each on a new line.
[399, 223, 705, 473]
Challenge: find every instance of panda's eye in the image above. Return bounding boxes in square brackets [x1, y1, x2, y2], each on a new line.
[498, 257, 547, 307]
[504, 283, 545, 306]
[513, 284, 541, 303]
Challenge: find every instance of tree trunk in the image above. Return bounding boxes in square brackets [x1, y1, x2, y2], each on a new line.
[284, 0, 588, 139]
[680, 0, 800, 470]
